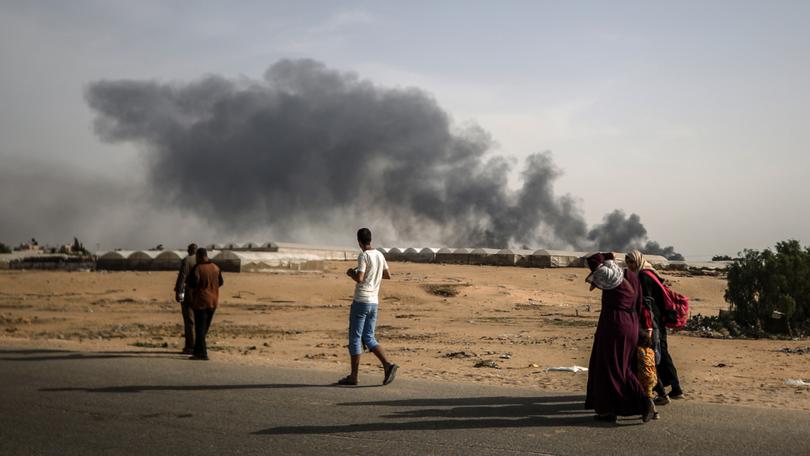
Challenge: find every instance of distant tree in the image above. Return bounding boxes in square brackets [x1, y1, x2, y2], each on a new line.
[71, 237, 90, 256]
[0, 242, 11, 254]
[725, 240, 810, 336]
[712, 255, 733, 261]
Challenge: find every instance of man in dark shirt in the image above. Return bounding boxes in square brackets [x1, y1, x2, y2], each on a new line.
[187, 248, 223, 360]
[174, 243, 197, 354]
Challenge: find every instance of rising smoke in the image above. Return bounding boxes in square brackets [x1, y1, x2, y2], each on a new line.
[85, 59, 681, 258]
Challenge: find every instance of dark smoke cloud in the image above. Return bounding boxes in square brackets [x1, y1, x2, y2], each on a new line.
[85, 59, 681, 256]
[588, 210, 683, 260]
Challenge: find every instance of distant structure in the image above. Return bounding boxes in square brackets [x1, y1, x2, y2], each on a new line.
[8, 240, 727, 273]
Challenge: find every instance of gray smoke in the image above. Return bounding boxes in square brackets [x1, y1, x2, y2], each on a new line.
[0, 157, 214, 250]
[85, 59, 680, 255]
[588, 210, 683, 260]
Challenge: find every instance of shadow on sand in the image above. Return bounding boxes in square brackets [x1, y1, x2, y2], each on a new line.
[253, 394, 641, 434]
[0, 348, 183, 362]
[40, 383, 341, 393]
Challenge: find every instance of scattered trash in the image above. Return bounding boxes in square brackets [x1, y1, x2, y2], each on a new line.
[474, 360, 500, 369]
[499, 353, 512, 360]
[546, 366, 588, 373]
[785, 379, 810, 387]
[446, 351, 476, 359]
[528, 363, 540, 368]
[714, 363, 728, 368]
[779, 347, 810, 355]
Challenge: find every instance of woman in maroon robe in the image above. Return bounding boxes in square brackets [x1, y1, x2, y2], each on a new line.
[584, 252, 654, 423]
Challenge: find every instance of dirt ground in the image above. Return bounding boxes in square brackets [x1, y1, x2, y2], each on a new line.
[2, 262, 809, 411]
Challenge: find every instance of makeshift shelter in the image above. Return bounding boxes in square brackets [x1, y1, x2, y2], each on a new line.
[126, 250, 160, 271]
[433, 248, 455, 264]
[212, 251, 323, 272]
[96, 250, 134, 271]
[274, 242, 358, 260]
[401, 248, 420, 262]
[529, 250, 587, 268]
[490, 249, 534, 266]
[468, 248, 499, 265]
[152, 250, 185, 271]
[444, 247, 473, 264]
[416, 248, 439, 263]
[384, 247, 404, 262]
[262, 242, 280, 252]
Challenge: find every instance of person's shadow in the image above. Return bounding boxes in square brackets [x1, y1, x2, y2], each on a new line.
[0, 348, 182, 362]
[252, 394, 633, 434]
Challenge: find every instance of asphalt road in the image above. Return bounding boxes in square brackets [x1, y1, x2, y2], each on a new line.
[1, 344, 808, 455]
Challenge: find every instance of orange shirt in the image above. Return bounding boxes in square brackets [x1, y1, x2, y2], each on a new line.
[189, 262, 223, 310]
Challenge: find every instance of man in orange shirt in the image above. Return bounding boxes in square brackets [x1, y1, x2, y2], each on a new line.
[187, 248, 223, 360]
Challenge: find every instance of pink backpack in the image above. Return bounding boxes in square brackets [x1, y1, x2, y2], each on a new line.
[640, 270, 689, 329]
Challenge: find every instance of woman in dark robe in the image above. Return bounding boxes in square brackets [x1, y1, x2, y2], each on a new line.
[625, 250, 684, 404]
[584, 252, 655, 423]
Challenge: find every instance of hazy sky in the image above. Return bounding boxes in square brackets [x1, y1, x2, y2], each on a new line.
[1, 1, 809, 258]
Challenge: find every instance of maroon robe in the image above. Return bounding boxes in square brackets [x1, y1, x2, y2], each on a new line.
[584, 269, 647, 416]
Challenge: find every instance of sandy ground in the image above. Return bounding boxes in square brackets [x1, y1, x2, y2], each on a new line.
[2, 262, 809, 411]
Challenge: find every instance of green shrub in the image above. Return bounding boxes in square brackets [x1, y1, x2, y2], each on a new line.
[0, 243, 10, 254]
[724, 240, 810, 336]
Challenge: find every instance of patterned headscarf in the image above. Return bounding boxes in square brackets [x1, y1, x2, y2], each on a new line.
[585, 253, 625, 290]
[626, 250, 656, 274]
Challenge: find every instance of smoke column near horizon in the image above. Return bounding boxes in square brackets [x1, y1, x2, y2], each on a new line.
[86, 59, 681, 257]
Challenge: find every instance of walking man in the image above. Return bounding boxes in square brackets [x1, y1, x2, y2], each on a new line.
[338, 228, 398, 385]
[174, 243, 197, 354]
[187, 248, 223, 361]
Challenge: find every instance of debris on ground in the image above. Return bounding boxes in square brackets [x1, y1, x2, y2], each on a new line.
[546, 366, 588, 373]
[474, 359, 500, 369]
[445, 351, 476, 359]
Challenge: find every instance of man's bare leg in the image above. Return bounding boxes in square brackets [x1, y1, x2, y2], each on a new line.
[349, 354, 361, 383]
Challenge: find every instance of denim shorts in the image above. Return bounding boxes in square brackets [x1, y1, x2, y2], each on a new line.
[348, 301, 379, 356]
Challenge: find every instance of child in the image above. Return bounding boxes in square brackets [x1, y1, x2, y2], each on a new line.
[337, 228, 398, 386]
[637, 330, 660, 420]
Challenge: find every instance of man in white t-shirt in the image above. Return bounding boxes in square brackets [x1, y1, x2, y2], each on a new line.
[337, 228, 398, 386]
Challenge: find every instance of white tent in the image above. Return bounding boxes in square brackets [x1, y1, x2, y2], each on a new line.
[96, 250, 134, 270]
[529, 250, 587, 268]
[212, 251, 324, 272]
[468, 248, 499, 265]
[126, 250, 161, 270]
[491, 248, 534, 266]
[433, 248, 455, 263]
[401, 248, 421, 262]
[384, 247, 404, 262]
[415, 247, 440, 263]
[153, 250, 185, 271]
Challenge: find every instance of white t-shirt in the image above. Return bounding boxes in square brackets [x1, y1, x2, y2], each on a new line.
[353, 249, 389, 303]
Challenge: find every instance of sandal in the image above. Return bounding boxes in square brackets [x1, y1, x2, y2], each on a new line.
[383, 364, 399, 385]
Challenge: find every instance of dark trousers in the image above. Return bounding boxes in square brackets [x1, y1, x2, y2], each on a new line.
[192, 308, 216, 357]
[181, 299, 195, 349]
[654, 329, 681, 395]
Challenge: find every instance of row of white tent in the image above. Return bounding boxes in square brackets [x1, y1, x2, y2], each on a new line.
[96, 250, 327, 272]
[377, 247, 671, 268]
[94, 245, 678, 272]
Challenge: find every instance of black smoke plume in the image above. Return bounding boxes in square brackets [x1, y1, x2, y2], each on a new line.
[588, 210, 683, 260]
[85, 59, 681, 256]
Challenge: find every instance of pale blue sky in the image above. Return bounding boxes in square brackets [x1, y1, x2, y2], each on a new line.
[1, 1, 809, 257]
